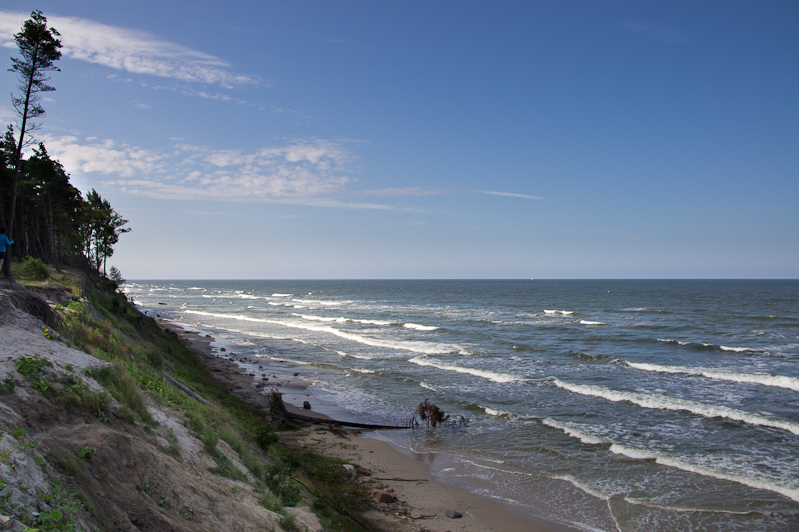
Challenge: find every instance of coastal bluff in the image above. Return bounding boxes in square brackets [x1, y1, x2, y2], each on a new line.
[0, 275, 328, 532]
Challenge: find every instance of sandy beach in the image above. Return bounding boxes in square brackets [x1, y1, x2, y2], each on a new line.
[161, 320, 573, 532]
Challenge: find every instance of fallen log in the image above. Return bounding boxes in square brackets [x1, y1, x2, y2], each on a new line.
[268, 390, 408, 429]
[161, 371, 220, 410]
[286, 410, 409, 429]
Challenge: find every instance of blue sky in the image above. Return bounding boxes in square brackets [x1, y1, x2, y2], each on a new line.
[1, 1, 797, 279]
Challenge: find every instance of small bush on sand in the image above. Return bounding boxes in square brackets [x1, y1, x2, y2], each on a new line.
[19, 256, 49, 280]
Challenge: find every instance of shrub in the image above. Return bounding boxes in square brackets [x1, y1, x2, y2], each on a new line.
[19, 256, 49, 280]
[109, 266, 125, 285]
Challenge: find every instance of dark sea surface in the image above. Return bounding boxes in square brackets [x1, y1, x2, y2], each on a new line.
[124, 280, 799, 531]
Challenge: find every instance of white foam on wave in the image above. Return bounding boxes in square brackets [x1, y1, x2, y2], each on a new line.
[351, 368, 376, 374]
[184, 310, 456, 355]
[719, 345, 755, 353]
[551, 378, 799, 436]
[260, 354, 313, 366]
[483, 407, 514, 418]
[622, 497, 759, 515]
[623, 361, 799, 392]
[409, 356, 524, 383]
[550, 474, 610, 501]
[295, 313, 395, 326]
[271, 293, 292, 297]
[335, 350, 373, 360]
[544, 309, 574, 315]
[543, 418, 606, 445]
[359, 319, 393, 326]
[658, 338, 761, 353]
[580, 320, 605, 326]
[293, 298, 344, 307]
[544, 419, 799, 502]
[295, 313, 347, 323]
[403, 323, 439, 331]
[419, 381, 437, 392]
[201, 293, 244, 299]
[658, 338, 691, 346]
[608, 444, 799, 503]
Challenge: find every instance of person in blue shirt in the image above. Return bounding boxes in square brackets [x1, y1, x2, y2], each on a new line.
[0, 227, 13, 278]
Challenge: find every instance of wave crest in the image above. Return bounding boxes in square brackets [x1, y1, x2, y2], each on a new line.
[623, 361, 799, 392]
[550, 378, 799, 436]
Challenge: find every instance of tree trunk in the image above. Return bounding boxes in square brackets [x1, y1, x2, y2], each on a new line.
[47, 194, 60, 271]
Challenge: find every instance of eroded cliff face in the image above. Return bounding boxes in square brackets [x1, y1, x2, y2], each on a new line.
[0, 290, 319, 532]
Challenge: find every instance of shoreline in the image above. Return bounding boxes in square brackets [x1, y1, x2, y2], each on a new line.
[159, 319, 576, 532]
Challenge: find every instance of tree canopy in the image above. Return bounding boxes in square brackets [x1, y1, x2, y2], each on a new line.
[1, 12, 129, 281]
[4, 10, 63, 240]
[9, 9, 63, 147]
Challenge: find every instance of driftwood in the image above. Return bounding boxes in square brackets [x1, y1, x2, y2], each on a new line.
[410, 399, 449, 429]
[161, 371, 220, 410]
[268, 390, 290, 426]
[268, 390, 408, 429]
[374, 477, 429, 482]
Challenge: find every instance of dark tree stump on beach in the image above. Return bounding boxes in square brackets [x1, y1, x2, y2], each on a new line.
[268, 391, 289, 426]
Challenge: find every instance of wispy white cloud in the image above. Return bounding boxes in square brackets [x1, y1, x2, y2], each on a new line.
[41, 135, 166, 178]
[620, 20, 688, 45]
[479, 190, 544, 200]
[35, 133, 446, 210]
[357, 187, 451, 197]
[38, 134, 398, 209]
[0, 10, 261, 88]
[270, 106, 313, 123]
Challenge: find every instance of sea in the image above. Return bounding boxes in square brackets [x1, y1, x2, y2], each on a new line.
[122, 279, 799, 532]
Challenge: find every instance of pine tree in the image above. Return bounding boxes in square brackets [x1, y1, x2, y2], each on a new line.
[83, 190, 131, 276]
[3, 10, 62, 278]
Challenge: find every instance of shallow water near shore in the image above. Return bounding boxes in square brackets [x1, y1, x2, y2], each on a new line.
[125, 279, 799, 531]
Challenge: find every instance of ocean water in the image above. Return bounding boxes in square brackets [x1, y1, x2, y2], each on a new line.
[123, 279, 799, 531]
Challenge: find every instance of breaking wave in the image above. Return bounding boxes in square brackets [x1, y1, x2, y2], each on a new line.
[409, 356, 525, 383]
[550, 378, 799, 436]
[622, 361, 799, 392]
[544, 418, 799, 502]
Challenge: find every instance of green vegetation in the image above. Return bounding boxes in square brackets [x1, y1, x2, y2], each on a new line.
[19, 256, 50, 280]
[15, 355, 54, 394]
[75, 447, 95, 461]
[0, 445, 87, 532]
[40, 274, 375, 530]
[29, 480, 86, 531]
[0, 232, 377, 531]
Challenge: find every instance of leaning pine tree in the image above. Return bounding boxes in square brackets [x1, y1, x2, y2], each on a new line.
[4, 10, 62, 279]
